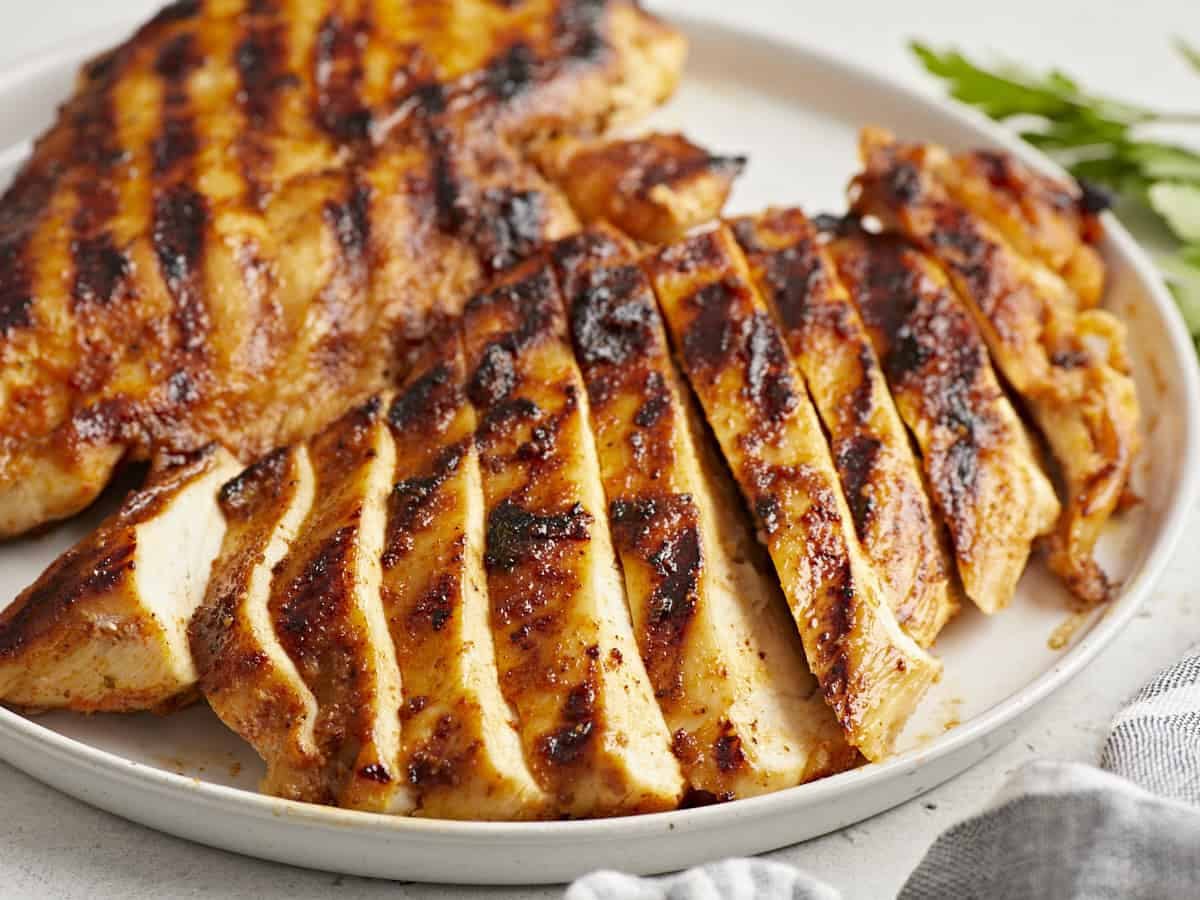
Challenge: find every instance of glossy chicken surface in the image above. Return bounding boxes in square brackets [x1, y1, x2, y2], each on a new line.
[732, 209, 960, 646]
[827, 230, 1061, 613]
[462, 257, 684, 815]
[0, 445, 239, 711]
[0, 0, 686, 538]
[556, 226, 856, 799]
[646, 225, 941, 761]
[851, 128, 1140, 606]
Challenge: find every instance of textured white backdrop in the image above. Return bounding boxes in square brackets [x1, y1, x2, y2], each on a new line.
[1, 2, 1198, 897]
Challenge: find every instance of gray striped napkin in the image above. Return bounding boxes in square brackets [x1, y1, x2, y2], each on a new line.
[567, 645, 1200, 900]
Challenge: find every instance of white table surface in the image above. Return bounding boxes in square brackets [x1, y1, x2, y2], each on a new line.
[1, 1, 1197, 897]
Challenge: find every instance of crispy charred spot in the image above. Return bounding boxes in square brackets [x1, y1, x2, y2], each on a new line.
[0, 538, 135, 658]
[72, 234, 130, 308]
[389, 363, 460, 433]
[234, 14, 294, 128]
[755, 494, 782, 535]
[539, 678, 596, 767]
[472, 188, 546, 273]
[477, 397, 541, 442]
[610, 493, 702, 700]
[634, 370, 671, 428]
[714, 723, 746, 773]
[745, 312, 799, 422]
[358, 763, 392, 784]
[469, 342, 518, 407]
[886, 161, 923, 205]
[410, 572, 457, 633]
[274, 523, 360, 670]
[408, 714, 474, 788]
[382, 441, 466, 566]
[681, 788, 735, 807]
[313, 14, 372, 142]
[426, 125, 465, 233]
[756, 238, 824, 333]
[682, 279, 741, 370]
[486, 42, 537, 102]
[553, 0, 609, 60]
[551, 230, 630, 297]
[218, 448, 291, 521]
[485, 499, 591, 573]
[812, 212, 860, 237]
[570, 263, 658, 367]
[0, 237, 33, 336]
[153, 184, 210, 353]
[837, 435, 881, 539]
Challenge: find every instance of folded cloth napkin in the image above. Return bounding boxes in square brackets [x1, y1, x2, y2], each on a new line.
[566, 646, 1200, 900]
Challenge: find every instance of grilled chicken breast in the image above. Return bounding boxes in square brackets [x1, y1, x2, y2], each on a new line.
[731, 209, 960, 646]
[0, 0, 686, 539]
[538, 133, 745, 244]
[1, 445, 239, 711]
[381, 339, 548, 820]
[851, 128, 1140, 605]
[191, 444, 322, 800]
[555, 227, 855, 799]
[264, 396, 410, 813]
[462, 256, 684, 816]
[646, 225, 941, 761]
[827, 230, 1061, 613]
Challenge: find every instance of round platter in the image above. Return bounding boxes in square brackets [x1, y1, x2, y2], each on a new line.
[1, 14, 1198, 886]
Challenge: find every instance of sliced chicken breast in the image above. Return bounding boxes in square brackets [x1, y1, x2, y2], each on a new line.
[463, 257, 684, 816]
[827, 230, 1061, 613]
[645, 225, 941, 762]
[554, 227, 857, 799]
[1, 445, 240, 712]
[382, 339, 549, 820]
[851, 128, 1140, 605]
[265, 398, 411, 813]
[732, 209, 961, 646]
[192, 445, 325, 798]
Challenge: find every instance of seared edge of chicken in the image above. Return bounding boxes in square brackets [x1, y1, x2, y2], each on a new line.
[851, 128, 1140, 606]
[462, 257, 684, 816]
[537, 133, 744, 244]
[0, 0, 687, 540]
[265, 397, 412, 813]
[190, 444, 324, 800]
[827, 229, 1061, 613]
[554, 226, 856, 799]
[731, 209, 960, 646]
[645, 225, 941, 761]
[381, 337, 549, 820]
[0, 445, 240, 712]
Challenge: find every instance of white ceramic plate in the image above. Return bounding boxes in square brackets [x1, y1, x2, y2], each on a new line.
[1, 14, 1198, 886]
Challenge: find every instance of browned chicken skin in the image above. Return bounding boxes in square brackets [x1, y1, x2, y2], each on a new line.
[0, 0, 686, 539]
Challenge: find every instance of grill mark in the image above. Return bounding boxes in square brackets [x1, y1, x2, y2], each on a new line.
[324, 181, 373, 284]
[569, 263, 657, 368]
[553, 0, 609, 61]
[634, 370, 671, 428]
[609, 494, 702, 701]
[218, 447, 291, 519]
[388, 362, 460, 434]
[152, 33, 201, 175]
[486, 42, 537, 103]
[274, 524, 357, 666]
[0, 538, 136, 659]
[313, 13, 373, 143]
[153, 184, 210, 353]
[484, 499, 592, 573]
[0, 238, 33, 336]
[382, 441, 467, 567]
[234, 3, 294, 202]
[836, 435, 882, 539]
[409, 572, 458, 633]
[472, 188, 546, 273]
[72, 234, 130, 309]
[744, 311, 799, 423]
[538, 672, 597, 767]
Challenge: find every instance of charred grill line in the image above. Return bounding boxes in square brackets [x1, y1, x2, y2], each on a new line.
[313, 12, 373, 143]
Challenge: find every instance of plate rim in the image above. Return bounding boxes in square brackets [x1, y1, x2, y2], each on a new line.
[1, 11, 1198, 849]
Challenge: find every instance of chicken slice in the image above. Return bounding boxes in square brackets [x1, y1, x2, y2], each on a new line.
[645, 225, 941, 761]
[827, 230, 1061, 612]
[0, 445, 240, 712]
[265, 397, 411, 813]
[463, 257, 684, 816]
[191, 445, 323, 800]
[731, 209, 960, 646]
[536, 133, 744, 244]
[554, 227, 857, 799]
[381, 339, 549, 820]
[851, 128, 1140, 606]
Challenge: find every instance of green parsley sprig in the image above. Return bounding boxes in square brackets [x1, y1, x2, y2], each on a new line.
[911, 40, 1200, 354]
